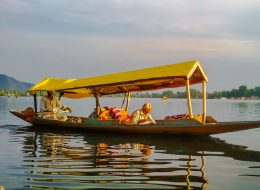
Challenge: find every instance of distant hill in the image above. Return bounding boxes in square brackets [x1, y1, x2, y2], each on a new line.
[0, 74, 34, 91]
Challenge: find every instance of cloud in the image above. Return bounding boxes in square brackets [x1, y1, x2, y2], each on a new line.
[0, 0, 260, 90]
[1, 0, 259, 39]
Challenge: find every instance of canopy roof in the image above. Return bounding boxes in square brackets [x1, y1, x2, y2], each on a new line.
[29, 60, 208, 98]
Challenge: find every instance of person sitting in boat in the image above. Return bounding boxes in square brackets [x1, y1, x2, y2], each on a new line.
[40, 91, 72, 120]
[130, 103, 156, 125]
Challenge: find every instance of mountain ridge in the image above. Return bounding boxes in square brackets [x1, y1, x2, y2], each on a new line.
[0, 74, 34, 91]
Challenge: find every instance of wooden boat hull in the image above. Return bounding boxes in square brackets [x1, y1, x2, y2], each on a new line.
[10, 110, 260, 136]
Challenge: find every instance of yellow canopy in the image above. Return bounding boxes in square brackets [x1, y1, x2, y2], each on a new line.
[28, 78, 93, 98]
[29, 78, 74, 92]
[28, 60, 208, 98]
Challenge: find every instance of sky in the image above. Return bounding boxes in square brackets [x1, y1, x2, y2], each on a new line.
[0, 0, 260, 92]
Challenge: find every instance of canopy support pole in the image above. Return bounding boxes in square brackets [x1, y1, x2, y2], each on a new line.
[125, 92, 131, 112]
[58, 92, 62, 100]
[202, 81, 207, 123]
[33, 93, 37, 112]
[94, 94, 101, 118]
[121, 93, 127, 109]
[186, 79, 193, 118]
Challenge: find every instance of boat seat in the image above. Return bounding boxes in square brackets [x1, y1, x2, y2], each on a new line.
[192, 115, 218, 123]
[205, 116, 218, 123]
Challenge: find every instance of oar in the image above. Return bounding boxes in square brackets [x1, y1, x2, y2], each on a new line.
[35, 112, 53, 115]
[35, 110, 70, 115]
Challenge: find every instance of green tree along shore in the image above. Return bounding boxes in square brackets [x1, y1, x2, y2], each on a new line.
[1, 85, 260, 99]
[116, 85, 260, 99]
[0, 89, 29, 96]
[207, 85, 260, 99]
[0, 89, 44, 97]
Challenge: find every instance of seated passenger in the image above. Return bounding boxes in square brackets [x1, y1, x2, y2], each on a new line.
[130, 103, 156, 125]
[40, 91, 72, 120]
[40, 91, 72, 113]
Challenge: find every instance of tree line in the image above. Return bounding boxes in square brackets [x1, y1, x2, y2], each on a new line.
[1, 85, 260, 99]
[131, 85, 260, 99]
[0, 89, 29, 96]
[207, 85, 260, 99]
[0, 89, 45, 96]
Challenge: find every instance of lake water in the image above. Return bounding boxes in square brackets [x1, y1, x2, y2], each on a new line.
[0, 96, 260, 190]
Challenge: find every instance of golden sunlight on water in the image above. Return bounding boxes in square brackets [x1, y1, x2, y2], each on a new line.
[1, 97, 260, 190]
[19, 130, 210, 189]
[4, 125, 257, 190]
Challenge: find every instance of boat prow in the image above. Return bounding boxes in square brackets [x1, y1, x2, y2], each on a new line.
[10, 109, 34, 123]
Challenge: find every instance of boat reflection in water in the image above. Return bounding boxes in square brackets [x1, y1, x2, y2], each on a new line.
[15, 126, 260, 190]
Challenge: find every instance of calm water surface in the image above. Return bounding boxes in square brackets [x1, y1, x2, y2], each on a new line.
[0, 96, 260, 190]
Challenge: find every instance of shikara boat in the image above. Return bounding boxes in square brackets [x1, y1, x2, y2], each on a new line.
[161, 96, 168, 100]
[10, 60, 260, 136]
